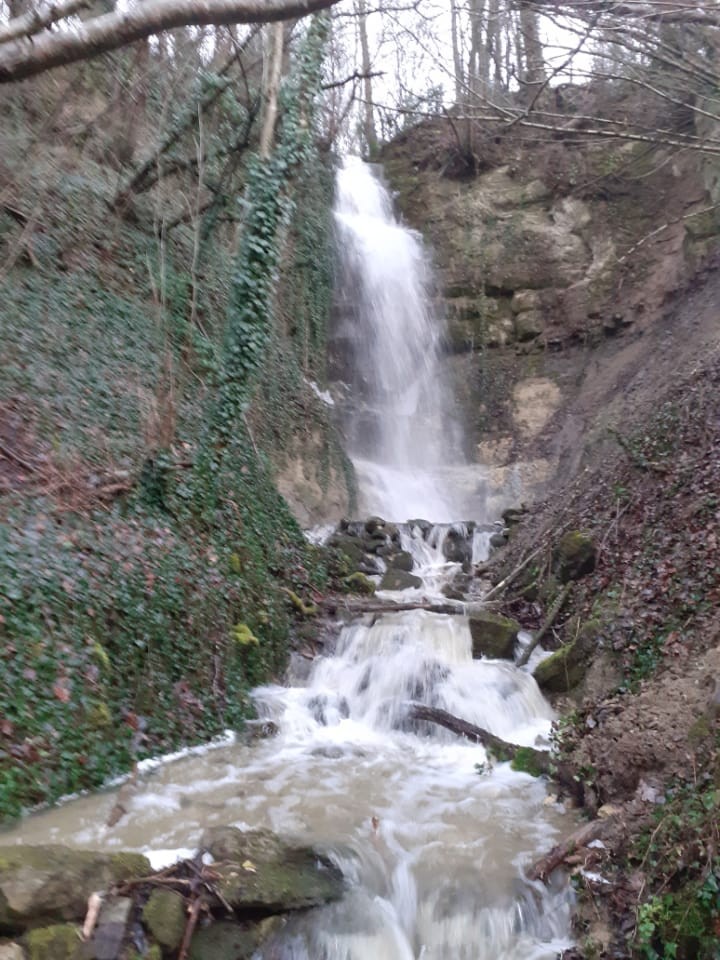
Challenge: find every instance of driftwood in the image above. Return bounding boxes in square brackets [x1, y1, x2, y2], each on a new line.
[526, 816, 616, 882]
[406, 703, 551, 775]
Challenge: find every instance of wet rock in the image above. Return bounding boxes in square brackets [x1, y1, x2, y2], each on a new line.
[142, 889, 186, 952]
[489, 531, 508, 549]
[328, 533, 366, 570]
[469, 611, 521, 660]
[379, 569, 422, 591]
[407, 519, 432, 537]
[343, 572, 376, 595]
[189, 918, 282, 960]
[442, 528, 472, 565]
[22, 924, 83, 960]
[200, 827, 343, 915]
[385, 550, 413, 572]
[0, 846, 150, 934]
[553, 530, 597, 582]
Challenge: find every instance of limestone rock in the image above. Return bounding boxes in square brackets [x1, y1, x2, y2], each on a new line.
[469, 611, 521, 660]
[514, 310, 544, 342]
[553, 530, 597, 582]
[200, 827, 343, 916]
[0, 846, 150, 934]
[142, 889, 186, 951]
[379, 569, 422, 591]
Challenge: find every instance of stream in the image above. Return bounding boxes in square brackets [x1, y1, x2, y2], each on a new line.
[1, 159, 575, 958]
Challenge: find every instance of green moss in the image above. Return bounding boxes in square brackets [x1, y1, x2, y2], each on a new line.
[232, 623, 260, 647]
[510, 747, 546, 777]
[109, 852, 151, 881]
[533, 642, 586, 693]
[23, 924, 82, 960]
[142, 889, 186, 951]
[553, 530, 597, 583]
[87, 702, 112, 729]
[281, 590, 318, 617]
[343, 572, 376, 596]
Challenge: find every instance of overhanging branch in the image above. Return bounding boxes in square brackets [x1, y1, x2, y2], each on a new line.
[0, 0, 339, 83]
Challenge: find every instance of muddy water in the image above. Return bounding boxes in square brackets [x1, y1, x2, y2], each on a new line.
[2, 546, 574, 958]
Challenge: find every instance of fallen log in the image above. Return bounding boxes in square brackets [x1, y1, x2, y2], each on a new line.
[322, 599, 466, 616]
[406, 703, 551, 776]
[526, 816, 616, 882]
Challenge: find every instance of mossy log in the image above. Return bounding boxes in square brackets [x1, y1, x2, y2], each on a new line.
[406, 703, 551, 775]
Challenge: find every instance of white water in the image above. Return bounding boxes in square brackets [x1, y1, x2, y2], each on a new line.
[334, 158, 474, 523]
[1, 158, 574, 959]
[1, 554, 573, 959]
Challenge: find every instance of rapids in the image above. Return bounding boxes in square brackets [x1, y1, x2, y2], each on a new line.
[1, 159, 574, 959]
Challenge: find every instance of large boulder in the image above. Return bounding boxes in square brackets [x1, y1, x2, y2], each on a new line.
[469, 611, 521, 660]
[0, 846, 150, 934]
[200, 827, 343, 916]
[533, 620, 601, 693]
[22, 924, 83, 960]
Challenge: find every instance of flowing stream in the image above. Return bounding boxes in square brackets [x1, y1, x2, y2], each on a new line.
[1, 160, 574, 958]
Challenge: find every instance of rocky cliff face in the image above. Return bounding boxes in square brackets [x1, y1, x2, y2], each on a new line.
[382, 105, 720, 509]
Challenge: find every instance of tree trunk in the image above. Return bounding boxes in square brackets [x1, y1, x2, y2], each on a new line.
[450, 0, 464, 104]
[527, 816, 617, 881]
[259, 20, 284, 159]
[519, 0, 545, 99]
[356, 0, 377, 157]
[406, 702, 552, 775]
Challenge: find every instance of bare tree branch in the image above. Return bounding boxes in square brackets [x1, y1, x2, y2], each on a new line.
[0, 0, 93, 45]
[0, 0, 340, 83]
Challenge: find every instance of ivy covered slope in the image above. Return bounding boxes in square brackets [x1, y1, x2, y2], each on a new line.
[0, 16, 346, 821]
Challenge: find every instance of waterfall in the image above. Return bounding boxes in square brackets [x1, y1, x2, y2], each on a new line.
[333, 157, 469, 523]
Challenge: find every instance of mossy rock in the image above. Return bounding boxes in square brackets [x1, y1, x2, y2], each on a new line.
[0, 846, 151, 934]
[142, 889, 186, 951]
[200, 827, 343, 915]
[343, 572, 375, 596]
[379, 569, 422, 591]
[385, 551, 413, 573]
[188, 918, 282, 960]
[553, 530, 597, 583]
[533, 642, 586, 693]
[23, 924, 83, 960]
[468, 611, 520, 660]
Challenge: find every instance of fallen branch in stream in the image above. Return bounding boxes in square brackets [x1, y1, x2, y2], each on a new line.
[515, 582, 573, 668]
[526, 815, 618, 882]
[324, 599, 462, 615]
[322, 598, 504, 617]
[405, 703, 551, 776]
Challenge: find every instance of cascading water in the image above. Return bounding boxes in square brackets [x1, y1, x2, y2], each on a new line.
[1, 600, 573, 959]
[333, 157, 471, 523]
[1, 157, 575, 959]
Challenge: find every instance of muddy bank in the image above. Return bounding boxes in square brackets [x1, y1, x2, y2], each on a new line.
[484, 323, 720, 957]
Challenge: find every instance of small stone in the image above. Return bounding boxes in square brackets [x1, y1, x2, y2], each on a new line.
[0, 944, 24, 960]
[90, 896, 133, 960]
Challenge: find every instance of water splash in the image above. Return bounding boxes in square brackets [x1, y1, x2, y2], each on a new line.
[333, 157, 472, 522]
